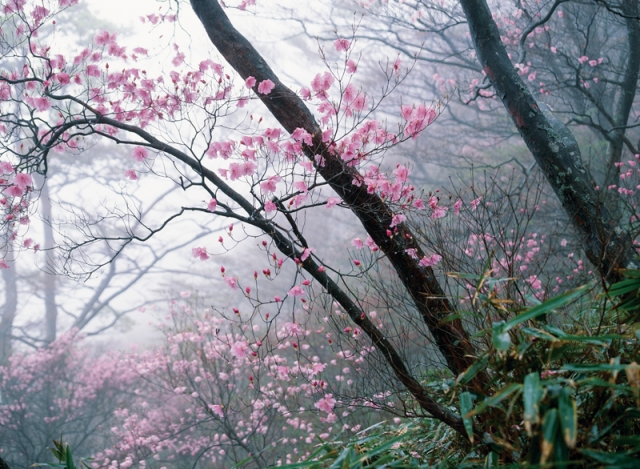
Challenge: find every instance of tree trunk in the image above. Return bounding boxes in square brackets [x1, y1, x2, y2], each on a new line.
[39, 177, 58, 343]
[0, 257, 17, 366]
[188, 0, 486, 391]
[459, 0, 633, 282]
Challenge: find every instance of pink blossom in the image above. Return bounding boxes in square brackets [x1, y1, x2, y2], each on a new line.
[257, 79, 275, 95]
[0, 259, 8, 269]
[124, 169, 138, 180]
[453, 199, 462, 215]
[288, 285, 305, 297]
[346, 59, 357, 74]
[132, 146, 148, 162]
[300, 247, 315, 261]
[300, 87, 312, 100]
[393, 164, 409, 182]
[94, 30, 116, 46]
[334, 38, 351, 52]
[207, 198, 217, 211]
[225, 277, 238, 290]
[389, 213, 406, 228]
[14, 173, 32, 189]
[419, 254, 442, 267]
[588, 59, 598, 67]
[401, 105, 414, 120]
[325, 197, 340, 209]
[245, 76, 256, 88]
[432, 206, 448, 219]
[264, 200, 277, 212]
[314, 394, 336, 413]
[311, 72, 334, 93]
[352, 238, 364, 249]
[405, 248, 418, 259]
[0, 161, 13, 174]
[578, 55, 589, 64]
[260, 175, 281, 194]
[526, 275, 542, 290]
[4, 185, 24, 197]
[393, 57, 402, 76]
[471, 197, 482, 210]
[86, 64, 100, 77]
[209, 404, 224, 418]
[230, 340, 248, 358]
[192, 247, 209, 261]
[291, 127, 313, 145]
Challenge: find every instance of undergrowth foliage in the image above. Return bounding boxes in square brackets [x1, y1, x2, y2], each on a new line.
[274, 273, 640, 468]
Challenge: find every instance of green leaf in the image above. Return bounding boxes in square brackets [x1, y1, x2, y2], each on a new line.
[65, 445, 75, 469]
[541, 408, 559, 464]
[457, 356, 489, 386]
[542, 324, 621, 344]
[523, 372, 542, 434]
[562, 363, 629, 373]
[459, 392, 475, 444]
[581, 449, 640, 467]
[471, 383, 521, 416]
[491, 322, 511, 351]
[558, 388, 577, 448]
[521, 327, 559, 341]
[484, 451, 498, 468]
[502, 283, 592, 333]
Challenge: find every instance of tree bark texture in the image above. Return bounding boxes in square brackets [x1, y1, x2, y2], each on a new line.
[460, 0, 634, 281]
[188, 0, 486, 391]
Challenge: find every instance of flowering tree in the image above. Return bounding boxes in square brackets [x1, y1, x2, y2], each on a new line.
[0, 0, 482, 442]
[0, 330, 137, 469]
[2, 0, 639, 465]
[303, 0, 639, 280]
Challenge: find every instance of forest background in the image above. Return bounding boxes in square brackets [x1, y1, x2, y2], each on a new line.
[1, 0, 640, 467]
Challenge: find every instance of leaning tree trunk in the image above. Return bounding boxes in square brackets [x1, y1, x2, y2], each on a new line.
[459, 0, 634, 282]
[188, 0, 488, 391]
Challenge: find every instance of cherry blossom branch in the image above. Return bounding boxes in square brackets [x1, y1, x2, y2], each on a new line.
[189, 0, 486, 391]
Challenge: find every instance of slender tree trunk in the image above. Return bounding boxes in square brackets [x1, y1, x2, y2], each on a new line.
[0, 257, 17, 366]
[188, 0, 487, 392]
[459, 0, 633, 282]
[39, 177, 58, 343]
[603, 1, 640, 220]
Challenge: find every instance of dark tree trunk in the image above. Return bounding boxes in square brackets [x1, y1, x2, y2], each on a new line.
[459, 0, 634, 282]
[188, 0, 486, 391]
